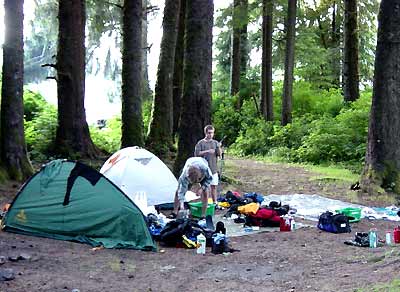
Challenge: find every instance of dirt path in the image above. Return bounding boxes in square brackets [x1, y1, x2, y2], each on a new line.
[1, 157, 400, 292]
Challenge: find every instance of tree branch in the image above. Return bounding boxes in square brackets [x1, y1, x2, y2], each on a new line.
[145, 5, 159, 14]
[105, 1, 123, 9]
[41, 63, 57, 69]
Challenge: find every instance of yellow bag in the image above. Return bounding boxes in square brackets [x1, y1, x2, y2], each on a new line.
[238, 202, 259, 215]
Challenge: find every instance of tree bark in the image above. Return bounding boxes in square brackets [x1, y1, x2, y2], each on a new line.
[261, 0, 274, 121]
[230, 0, 248, 109]
[361, 0, 400, 194]
[172, 0, 186, 141]
[141, 0, 153, 101]
[281, 0, 297, 126]
[1, 0, 33, 180]
[230, 0, 241, 98]
[121, 0, 144, 148]
[146, 0, 181, 157]
[343, 0, 360, 102]
[54, 0, 99, 159]
[330, 0, 341, 87]
[239, 0, 248, 86]
[173, 0, 213, 175]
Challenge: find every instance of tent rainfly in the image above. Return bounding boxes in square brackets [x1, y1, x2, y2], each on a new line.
[1, 159, 156, 251]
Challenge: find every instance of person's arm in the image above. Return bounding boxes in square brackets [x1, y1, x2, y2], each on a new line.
[177, 175, 189, 208]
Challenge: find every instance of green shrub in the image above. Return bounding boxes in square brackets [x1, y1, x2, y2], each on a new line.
[25, 102, 57, 161]
[230, 119, 274, 156]
[90, 116, 121, 154]
[269, 115, 313, 150]
[213, 95, 242, 145]
[295, 94, 371, 164]
[24, 90, 48, 121]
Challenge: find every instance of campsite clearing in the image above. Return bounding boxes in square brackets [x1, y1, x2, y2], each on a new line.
[1, 157, 400, 292]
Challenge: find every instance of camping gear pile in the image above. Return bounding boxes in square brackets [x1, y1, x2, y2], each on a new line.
[216, 191, 291, 228]
[146, 214, 233, 254]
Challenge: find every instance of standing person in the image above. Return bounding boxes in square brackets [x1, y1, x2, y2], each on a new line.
[171, 157, 213, 219]
[194, 125, 222, 204]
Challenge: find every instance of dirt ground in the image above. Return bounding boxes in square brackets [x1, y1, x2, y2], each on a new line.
[1, 157, 400, 292]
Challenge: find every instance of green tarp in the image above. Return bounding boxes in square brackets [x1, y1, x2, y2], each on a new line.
[1, 159, 156, 251]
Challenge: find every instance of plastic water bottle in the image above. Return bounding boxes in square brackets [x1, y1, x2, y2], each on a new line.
[291, 218, 296, 231]
[369, 230, 377, 248]
[196, 233, 206, 254]
[386, 231, 392, 245]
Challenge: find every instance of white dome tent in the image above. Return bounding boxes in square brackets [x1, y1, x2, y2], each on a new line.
[100, 147, 178, 207]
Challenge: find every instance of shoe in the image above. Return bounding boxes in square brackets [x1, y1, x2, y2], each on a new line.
[167, 212, 177, 219]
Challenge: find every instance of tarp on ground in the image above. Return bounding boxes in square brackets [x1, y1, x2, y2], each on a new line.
[263, 194, 400, 221]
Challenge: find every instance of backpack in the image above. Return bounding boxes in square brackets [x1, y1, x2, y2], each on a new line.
[245, 208, 281, 227]
[317, 211, 351, 233]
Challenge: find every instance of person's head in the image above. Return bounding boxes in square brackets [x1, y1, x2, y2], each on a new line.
[204, 125, 215, 140]
[187, 166, 202, 184]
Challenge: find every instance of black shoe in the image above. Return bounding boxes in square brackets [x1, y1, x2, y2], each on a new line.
[167, 212, 177, 219]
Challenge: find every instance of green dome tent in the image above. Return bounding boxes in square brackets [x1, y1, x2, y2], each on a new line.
[1, 159, 156, 251]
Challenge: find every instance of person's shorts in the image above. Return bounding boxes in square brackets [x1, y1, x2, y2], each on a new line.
[211, 173, 219, 186]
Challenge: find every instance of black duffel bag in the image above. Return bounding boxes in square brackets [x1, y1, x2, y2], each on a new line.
[317, 211, 351, 233]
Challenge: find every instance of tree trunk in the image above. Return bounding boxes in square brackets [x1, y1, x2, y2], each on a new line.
[172, 0, 186, 141]
[173, 0, 213, 175]
[121, 0, 144, 148]
[55, 0, 99, 159]
[330, 0, 341, 87]
[261, 0, 274, 121]
[142, 0, 153, 101]
[1, 0, 33, 180]
[230, 0, 241, 98]
[281, 0, 297, 126]
[239, 0, 248, 87]
[343, 0, 360, 102]
[361, 0, 400, 194]
[146, 0, 181, 157]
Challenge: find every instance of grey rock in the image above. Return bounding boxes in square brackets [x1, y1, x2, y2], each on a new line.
[8, 255, 19, 262]
[0, 268, 15, 281]
[0, 256, 6, 265]
[19, 253, 31, 260]
[71, 289, 80, 292]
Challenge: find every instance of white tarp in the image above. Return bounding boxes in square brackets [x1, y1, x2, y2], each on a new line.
[100, 147, 178, 206]
[263, 194, 400, 221]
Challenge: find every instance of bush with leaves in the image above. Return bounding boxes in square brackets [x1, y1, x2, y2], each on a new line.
[231, 119, 274, 156]
[24, 102, 57, 161]
[295, 94, 371, 165]
[212, 94, 242, 145]
[89, 116, 121, 154]
[24, 90, 49, 122]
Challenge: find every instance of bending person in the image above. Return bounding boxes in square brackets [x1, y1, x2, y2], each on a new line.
[172, 157, 213, 219]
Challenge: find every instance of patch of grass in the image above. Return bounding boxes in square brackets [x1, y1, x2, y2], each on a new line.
[305, 164, 359, 183]
[231, 153, 360, 183]
[355, 278, 400, 292]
